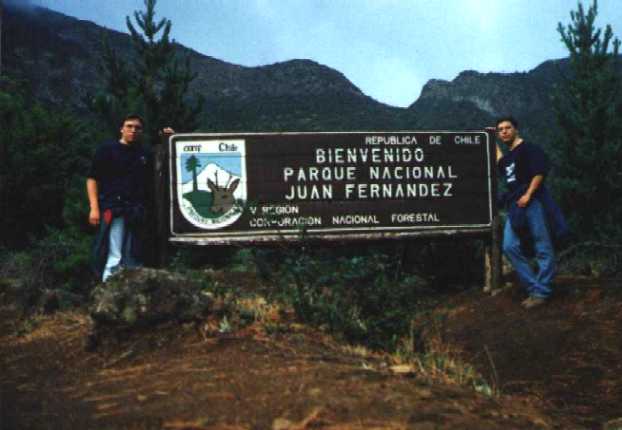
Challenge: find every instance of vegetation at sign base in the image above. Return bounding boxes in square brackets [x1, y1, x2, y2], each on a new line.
[268, 248, 435, 351]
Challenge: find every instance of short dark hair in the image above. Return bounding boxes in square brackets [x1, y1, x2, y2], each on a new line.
[495, 116, 518, 129]
[121, 114, 144, 128]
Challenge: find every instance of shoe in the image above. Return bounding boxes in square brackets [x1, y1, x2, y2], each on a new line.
[521, 296, 547, 309]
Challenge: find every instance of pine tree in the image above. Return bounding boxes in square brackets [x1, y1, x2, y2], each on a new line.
[185, 155, 201, 192]
[92, 0, 203, 143]
[0, 78, 90, 247]
[552, 0, 622, 239]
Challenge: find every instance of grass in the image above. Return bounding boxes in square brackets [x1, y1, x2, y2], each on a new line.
[389, 313, 499, 397]
[216, 282, 499, 397]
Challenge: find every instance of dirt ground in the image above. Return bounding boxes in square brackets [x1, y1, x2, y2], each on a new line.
[435, 275, 622, 429]
[0, 273, 620, 429]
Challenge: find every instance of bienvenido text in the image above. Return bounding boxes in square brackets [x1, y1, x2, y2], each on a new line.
[315, 146, 425, 164]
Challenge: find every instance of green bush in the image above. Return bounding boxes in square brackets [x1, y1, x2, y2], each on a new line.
[0, 224, 93, 314]
[273, 247, 434, 350]
[403, 239, 484, 291]
[558, 240, 622, 277]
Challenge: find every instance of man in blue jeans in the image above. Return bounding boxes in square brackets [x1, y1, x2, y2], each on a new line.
[496, 116, 567, 308]
[87, 114, 173, 282]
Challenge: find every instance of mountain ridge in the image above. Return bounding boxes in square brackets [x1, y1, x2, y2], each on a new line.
[6, 3, 618, 145]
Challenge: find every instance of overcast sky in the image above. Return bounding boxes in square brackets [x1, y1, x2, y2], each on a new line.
[27, 0, 622, 107]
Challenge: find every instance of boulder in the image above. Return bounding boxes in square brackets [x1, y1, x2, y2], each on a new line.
[89, 268, 211, 336]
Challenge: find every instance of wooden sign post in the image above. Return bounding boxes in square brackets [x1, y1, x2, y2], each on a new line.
[154, 130, 501, 290]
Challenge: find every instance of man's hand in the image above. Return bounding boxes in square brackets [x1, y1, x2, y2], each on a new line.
[89, 208, 100, 226]
[518, 175, 544, 208]
[517, 193, 531, 208]
[158, 127, 175, 144]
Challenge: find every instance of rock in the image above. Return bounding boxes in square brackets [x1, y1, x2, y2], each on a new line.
[89, 268, 211, 338]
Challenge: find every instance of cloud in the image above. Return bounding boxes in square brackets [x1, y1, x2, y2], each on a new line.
[338, 54, 423, 107]
[460, 0, 502, 31]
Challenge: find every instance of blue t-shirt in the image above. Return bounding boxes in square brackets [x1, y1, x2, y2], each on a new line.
[87, 140, 150, 210]
[498, 141, 549, 192]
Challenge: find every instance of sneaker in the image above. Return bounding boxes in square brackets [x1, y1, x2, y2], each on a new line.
[521, 296, 547, 309]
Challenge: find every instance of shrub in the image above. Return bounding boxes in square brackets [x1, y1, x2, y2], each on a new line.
[273, 247, 434, 350]
[558, 240, 622, 277]
[0, 224, 93, 314]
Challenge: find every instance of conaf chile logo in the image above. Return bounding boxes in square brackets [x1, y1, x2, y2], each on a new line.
[176, 140, 247, 230]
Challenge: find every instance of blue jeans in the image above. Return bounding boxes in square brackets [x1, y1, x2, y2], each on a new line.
[502, 199, 555, 298]
[102, 217, 139, 282]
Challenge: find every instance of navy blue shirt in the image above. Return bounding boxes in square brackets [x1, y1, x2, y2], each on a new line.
[87, 140, 150, 210]
[498, 141, 549, 192]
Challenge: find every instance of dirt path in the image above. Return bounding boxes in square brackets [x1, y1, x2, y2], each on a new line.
[0, 304, 553, 430]
[432, 276, 622, 429]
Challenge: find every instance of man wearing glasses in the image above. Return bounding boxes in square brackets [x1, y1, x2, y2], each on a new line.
[86, 114, 172, 282]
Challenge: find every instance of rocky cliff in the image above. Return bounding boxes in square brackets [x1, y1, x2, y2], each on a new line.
[409, 64, 568, 142]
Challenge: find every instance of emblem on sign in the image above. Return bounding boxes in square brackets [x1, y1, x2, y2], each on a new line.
[176, 139, 247, 229]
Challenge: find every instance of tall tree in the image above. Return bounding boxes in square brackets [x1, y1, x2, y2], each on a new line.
[552, 0, 622, 239]
[185, 155, 201, 192]
[92, 0, 203, 144]
[0, 78, 90, 247]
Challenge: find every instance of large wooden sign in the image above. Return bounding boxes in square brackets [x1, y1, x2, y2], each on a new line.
[168, 131, 493, 244]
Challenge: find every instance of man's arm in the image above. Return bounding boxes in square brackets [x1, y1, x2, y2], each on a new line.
[517, 174, 544, 208]
[496, 143, 503, 163]
[86, 178, 100, 225]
